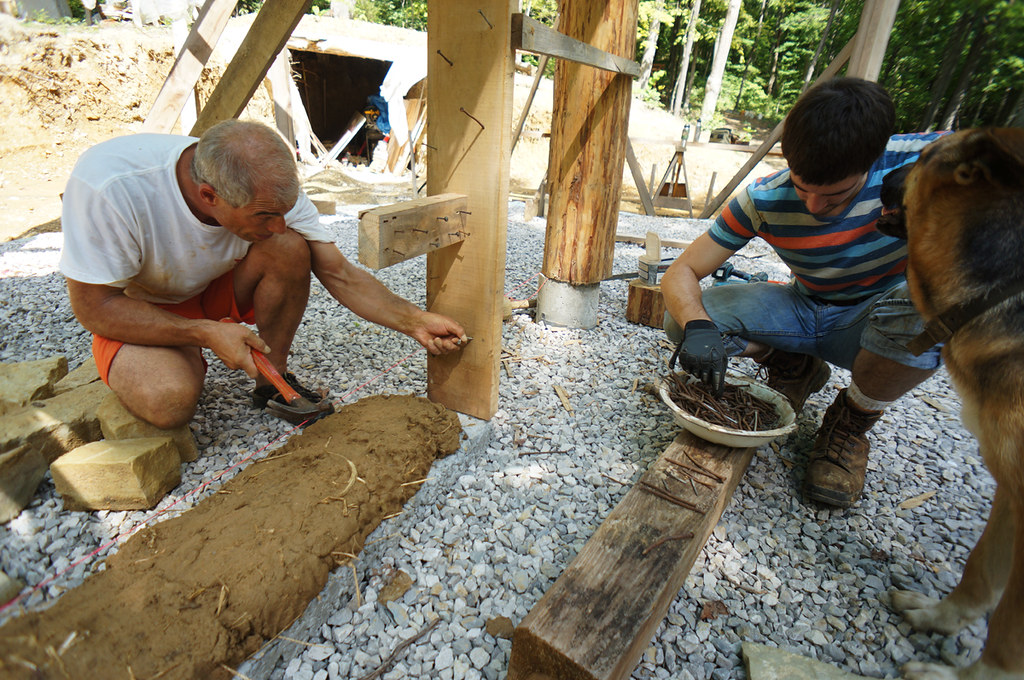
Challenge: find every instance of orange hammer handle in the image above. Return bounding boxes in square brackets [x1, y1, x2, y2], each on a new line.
[251, 350, 301, 404]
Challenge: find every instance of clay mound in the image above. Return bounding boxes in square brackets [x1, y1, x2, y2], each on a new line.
[0, 394, 461, 680]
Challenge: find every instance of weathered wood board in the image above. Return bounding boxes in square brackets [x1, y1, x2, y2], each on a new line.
[507, 431, 755, 680]
[358, 193, 469, 270]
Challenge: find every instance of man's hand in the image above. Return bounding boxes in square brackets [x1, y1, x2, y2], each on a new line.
[670, 319, 727, 396]
[408, 311, 468, 356]
[207, 320, 272, 378]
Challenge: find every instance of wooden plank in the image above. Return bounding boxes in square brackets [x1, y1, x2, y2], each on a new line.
[614, 233, 691, 250]
[266, 49, 296, 146]
[507, 432, 755, 680]
[847, 0, 900, 80]
[624, 139, 655, 216]
[511, 13, 641, 78]
[357, 193, 470, 270]
[699, 37, 854, 219]
[190, 0, 313, 137]
[425, 0, 515, 420]
[687, 141, 784, 156]
[141, 0, 237, 134]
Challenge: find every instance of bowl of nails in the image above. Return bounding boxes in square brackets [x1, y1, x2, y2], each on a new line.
[658, 370, 798, 447]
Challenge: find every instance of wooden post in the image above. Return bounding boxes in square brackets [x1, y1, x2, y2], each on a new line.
[190, 0, 313, 137]
[508, 432, 755, 680]
[424, 1, 515, 420]
[541, 0, 640, 287]
[847, 0, 900, 80]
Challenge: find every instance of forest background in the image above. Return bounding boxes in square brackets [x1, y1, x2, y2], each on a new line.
[342, 0, 1024, 140]
[24, 0, 1024, 144]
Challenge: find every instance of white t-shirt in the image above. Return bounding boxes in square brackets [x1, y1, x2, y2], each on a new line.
[59, 134, 333, 304]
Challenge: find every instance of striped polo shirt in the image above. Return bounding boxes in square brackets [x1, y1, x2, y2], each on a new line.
[710, 131, 947, 302]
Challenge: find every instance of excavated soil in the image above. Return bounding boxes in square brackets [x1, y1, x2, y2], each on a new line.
[0, 395, 462, 680]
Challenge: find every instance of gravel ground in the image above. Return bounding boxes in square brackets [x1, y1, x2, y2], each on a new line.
[0, 203, 994, 679]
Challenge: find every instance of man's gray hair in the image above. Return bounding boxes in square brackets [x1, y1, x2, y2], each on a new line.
[190, 120, 300, 208]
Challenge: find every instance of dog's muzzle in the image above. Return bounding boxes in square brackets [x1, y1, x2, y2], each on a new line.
[876, 164, 912, 239]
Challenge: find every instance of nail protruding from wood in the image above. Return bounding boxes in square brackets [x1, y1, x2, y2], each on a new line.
[460, 107, 485, 130]
[477, 9, 493, 28]
[436, 50, 454, 67]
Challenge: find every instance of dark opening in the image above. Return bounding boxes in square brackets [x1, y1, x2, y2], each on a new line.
[290, 50, 392, 161]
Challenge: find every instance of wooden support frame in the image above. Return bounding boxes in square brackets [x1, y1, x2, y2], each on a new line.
[190, 0, 313, 136]
[141, 0, 237, 134]
[511, 13, 641, 77]
[425, 1, 515, 420]
[508, 432, 755, 680]
[357, 193, 470, 270]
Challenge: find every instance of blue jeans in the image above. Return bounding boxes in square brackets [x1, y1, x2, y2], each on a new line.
[664, 281, 943, 371]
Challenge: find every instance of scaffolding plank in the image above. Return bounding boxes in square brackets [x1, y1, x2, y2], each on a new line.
[358, 193, 469, 269]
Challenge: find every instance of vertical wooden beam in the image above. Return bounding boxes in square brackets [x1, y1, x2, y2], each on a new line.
[425, 1, 515, 420]
[190, 0, 313, 137]
[542, 0, 640, 285]
[847, 0, 901, 80]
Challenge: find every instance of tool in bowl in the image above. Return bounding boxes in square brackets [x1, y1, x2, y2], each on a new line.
[251, 350, 333, 425]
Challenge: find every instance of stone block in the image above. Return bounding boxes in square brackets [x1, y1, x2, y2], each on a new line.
[53, 356, 100, 395]
[0, 444, 47, 524]
[0, 570, 24, 605]
[0, 355, 68, 415]
[50, 437, 181, 511]
[0, 381, 110, 464]
[97, 393, 198, 462]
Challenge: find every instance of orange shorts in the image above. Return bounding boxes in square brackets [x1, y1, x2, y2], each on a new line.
[92, 270, 256, 385]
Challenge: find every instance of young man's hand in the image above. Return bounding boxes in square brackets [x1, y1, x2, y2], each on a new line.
[671, 319, 727, 396]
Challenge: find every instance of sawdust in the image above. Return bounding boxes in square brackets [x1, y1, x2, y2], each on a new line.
[0, 394, 462, 680]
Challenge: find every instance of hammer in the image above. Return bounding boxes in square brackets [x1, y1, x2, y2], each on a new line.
[712, 262, 769, 285]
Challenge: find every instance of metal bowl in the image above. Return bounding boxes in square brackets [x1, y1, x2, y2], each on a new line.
[658, 373, 797, 447]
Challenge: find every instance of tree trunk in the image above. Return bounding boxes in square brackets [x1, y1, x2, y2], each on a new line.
[543, 0, 640, 285]
[801, 0, 840, 92]
[940, 12, 992, 130]
[671, 0, 702, 115]
[637, 0, 664, 92]
[1004, 89, 1024, 127]
[765, 10, 784, 98]
[918, 9, 973, 131]
[734, 0, 767, 109]
[698, 0, 741, 135]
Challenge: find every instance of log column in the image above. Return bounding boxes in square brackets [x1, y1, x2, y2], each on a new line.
[537, 0, 640, 329]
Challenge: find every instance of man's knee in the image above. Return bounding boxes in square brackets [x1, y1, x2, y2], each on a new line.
[107, 346, 205, 429]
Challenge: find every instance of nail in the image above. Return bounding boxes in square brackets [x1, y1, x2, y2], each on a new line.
[460, 107, 485, 130]
[436, 50, 453, 67]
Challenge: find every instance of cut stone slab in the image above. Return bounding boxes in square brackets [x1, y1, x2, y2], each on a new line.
[0, 356, 68, 416]
[0, 380, 109, 464]
[97, 392, 199, 462]
[0, 571, 24, 605]
[0, 444, 47, 524]
[52, 357, 100, 396]
[743, 642, 873, 680]
[50, 437, 181, 511]
[0, 444, 47, 522]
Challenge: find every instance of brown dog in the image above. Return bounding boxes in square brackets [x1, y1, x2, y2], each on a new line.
[879, 128, 1024, 679]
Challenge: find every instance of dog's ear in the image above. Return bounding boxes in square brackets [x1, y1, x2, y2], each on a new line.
[955, 128, 1024, 189]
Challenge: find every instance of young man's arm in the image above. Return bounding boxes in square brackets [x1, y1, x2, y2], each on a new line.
[65, 278, 270, 376]
[308, 241, 466, 355]
[662, 232, 736, 325]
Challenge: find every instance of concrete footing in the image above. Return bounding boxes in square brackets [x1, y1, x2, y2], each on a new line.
[536, 278, 599, 329]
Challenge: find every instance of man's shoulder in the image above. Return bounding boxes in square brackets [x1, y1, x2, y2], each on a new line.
[73, 134, 195, 185]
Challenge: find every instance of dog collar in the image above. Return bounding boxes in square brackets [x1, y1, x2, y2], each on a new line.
[907, 278, 1024, 356]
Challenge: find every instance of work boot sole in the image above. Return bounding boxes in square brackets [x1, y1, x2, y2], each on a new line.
[804, 483, 858, 508]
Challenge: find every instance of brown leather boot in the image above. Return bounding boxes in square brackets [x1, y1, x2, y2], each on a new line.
[756, 349, 831, 412]
[804, 389, 882, 508]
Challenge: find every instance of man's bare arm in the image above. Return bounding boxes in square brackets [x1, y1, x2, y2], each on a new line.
[65, 278, 270, 375]
[661, 232, 736, 326]
[308, 242, 466, 355]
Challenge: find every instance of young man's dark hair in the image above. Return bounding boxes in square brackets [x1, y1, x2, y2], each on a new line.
[780, 77, 896, 185]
